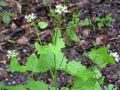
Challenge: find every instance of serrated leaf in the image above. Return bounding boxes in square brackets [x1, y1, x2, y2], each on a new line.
[65, 13, 79, 41]
[65, 61, 95, 81]
[35, 43, 67, 72]
[35, 29, 67, 72]
[52, 28, 65, 48]
[66, 26, 79, 41]
[81, 18, 91, 26]
[0, 83, 26, 90]
[8, 58, 26, 72]
[72, 78, 101, 90]
[25, 53, 39, 72]
[26, 79, 48, 90]
[88, 47, 116, 67]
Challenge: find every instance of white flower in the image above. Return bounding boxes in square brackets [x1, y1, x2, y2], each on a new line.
[7, 50, 19, 58]
[55, 4, 68, 14]
[109, 51, 119, 62]
[25, 13, 37, 23]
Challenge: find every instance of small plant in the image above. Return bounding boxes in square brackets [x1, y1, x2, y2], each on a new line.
[65, 12, 80, 41]
[96, 13, 113, 28]
[6, 28, 67, 90]
[38, 21, 48, 29]
[80, 18, 92, 27]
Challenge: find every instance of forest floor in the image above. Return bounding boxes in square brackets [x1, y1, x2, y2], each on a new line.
[0, 0, 120, 90]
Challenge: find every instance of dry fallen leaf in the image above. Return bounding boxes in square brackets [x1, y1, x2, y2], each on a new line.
[10, 22, 17, 30]
[0, 68, 8, 79]
[16, 36, 29, 45]
[96, 35, 108, 45]
[82, 29, 91, 37]
[6, 0, 22, 14]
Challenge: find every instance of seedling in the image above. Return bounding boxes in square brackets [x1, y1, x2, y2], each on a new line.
[65, 12, 80, 41]
[96, 13, 113, 28]
[80, 18, 92, 27]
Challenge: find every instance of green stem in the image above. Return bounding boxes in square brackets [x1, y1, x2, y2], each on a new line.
[49, 55, 58, 90]
[53, 70, 57, 90]
[36, 30, 42, 46]
[53, 55, 57, 90]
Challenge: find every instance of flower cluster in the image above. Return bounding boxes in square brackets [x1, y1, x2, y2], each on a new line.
[7, 50, 19, 58]
[25, 13, 37, 23]
[55, 4, 68, 14]
[109, 51, 119, 62]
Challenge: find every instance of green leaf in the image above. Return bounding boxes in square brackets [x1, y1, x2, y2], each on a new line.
[50, 87, 59, 90]
[72, 78, 102, 90]
[0, 83, 26, 90]
[35, 43, 67, 72]
[26, 79, 48, 90]
[1, 12, 14, 25]
[65, 61, 95, 81]
[104, 84, 117, 90]
[2, 12, 10, 25]
[6, 85, 26, 90]
[52, 28, 65, 48]
[65, 12, 79, 41]
[25, 53, 39, 72]
[8, 53, 40, 72]
[0, 0, 8, 7]
[38, 21, 48, 29]
[8, 58, 26, 72]
[81, 18, 92, 27]
[61, 87, 69, 90]
[88, 47, 116, 67]
[97, 22, 104, 28]
[66, 25, 79, 41]
[35, 29, 67, 72]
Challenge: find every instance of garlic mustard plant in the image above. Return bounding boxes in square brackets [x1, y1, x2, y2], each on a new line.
[25, 13, 37, 23]
[55, 4, 68, 14]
